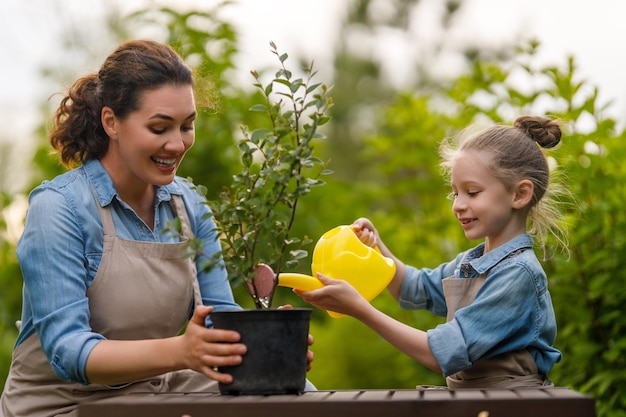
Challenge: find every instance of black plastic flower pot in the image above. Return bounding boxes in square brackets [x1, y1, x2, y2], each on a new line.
[210, 308, 312, 395]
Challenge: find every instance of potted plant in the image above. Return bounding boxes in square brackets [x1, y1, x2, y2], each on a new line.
[185, 42, 332, 395]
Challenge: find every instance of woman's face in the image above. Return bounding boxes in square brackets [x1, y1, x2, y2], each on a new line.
[103, 84, 196, 187]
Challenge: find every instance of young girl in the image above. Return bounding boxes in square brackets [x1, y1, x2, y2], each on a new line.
[297, 115, 565, 388]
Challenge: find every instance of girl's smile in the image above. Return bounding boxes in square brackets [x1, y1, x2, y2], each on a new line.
[458, 217, 478, 229]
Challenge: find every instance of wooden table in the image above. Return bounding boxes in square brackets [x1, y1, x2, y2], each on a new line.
[78, 387, 594, 417]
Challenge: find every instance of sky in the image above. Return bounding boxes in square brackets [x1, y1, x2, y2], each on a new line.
[1, 0, 625, 187]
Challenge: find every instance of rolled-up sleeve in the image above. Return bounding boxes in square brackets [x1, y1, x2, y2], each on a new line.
[17, 186, 106, 384]
[427, 321, 471, 375]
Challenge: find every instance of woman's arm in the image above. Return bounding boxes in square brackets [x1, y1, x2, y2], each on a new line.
[17, 185, 107, 383]
[85, 306, 246, 385]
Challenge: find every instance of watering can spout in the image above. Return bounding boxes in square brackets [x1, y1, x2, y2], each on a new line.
[277, 225, 396, 318]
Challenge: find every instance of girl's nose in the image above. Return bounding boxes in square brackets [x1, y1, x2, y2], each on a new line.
[452, 195, 466, 213]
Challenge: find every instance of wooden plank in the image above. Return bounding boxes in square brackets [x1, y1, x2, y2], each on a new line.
[77, 388, 595, 417]
[514, 388, 554, 399]
[356, 389, 394, 401]
[389, 390, 420, 400]
[420, 388, 455, 400]
[546, 387, 595, 399]
[482, 389, 521, 399]
[321, 390, 361, 402]
[452, 389, 489, 400]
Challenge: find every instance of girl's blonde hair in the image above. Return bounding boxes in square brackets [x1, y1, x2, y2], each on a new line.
[440, 115, 569, 258]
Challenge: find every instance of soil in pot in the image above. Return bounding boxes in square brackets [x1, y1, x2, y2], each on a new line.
[210, 308, 312, 395]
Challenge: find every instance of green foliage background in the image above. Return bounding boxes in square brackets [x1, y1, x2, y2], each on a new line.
[1, 1, 624, 416]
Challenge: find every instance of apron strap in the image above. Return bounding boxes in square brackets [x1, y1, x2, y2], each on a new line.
[91, 187, 116, 235]
[169, 194, 193, 240]
[169, 194, 203, 308]
[442, 274, 485, 322]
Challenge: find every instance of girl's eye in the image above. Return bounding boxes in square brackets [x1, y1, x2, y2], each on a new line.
[447, 192, 458, 201]
[467, 191, 479, 197]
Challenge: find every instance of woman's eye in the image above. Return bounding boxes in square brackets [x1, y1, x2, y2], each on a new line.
[150, 127, 166, 134]
[182, 124, 194, 132]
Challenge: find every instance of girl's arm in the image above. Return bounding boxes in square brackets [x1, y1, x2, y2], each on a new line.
[295, 274, 440, 372]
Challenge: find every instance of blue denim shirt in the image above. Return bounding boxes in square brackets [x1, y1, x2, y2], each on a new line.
[399, 234, 561, 377]
[15, 159, 240, 384]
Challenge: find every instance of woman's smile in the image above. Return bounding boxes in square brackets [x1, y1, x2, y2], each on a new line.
[151, 156, 179, 171]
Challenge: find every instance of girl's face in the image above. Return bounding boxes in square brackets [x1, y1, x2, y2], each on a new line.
[450, 150, 528, 252]
[102, 84, 196, 188]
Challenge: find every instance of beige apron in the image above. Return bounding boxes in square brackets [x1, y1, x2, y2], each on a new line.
[1, 194, 217, 417]
[442, 275, 553, 389]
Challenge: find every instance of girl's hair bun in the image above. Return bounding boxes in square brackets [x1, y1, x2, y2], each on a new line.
[513, 115, 561, 149]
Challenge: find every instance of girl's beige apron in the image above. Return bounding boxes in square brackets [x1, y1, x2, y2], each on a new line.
[1, 194, 217, 417]
[442, 275, 553, 389]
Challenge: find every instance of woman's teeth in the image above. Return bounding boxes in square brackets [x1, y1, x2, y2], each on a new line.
[152, 157, 176, 167]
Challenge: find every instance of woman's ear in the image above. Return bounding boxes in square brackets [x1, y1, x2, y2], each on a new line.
[512, 179, 534, 209]
[101, 106, 117, 139]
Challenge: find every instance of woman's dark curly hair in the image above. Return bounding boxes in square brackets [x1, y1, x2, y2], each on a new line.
[49, 39, 194, 167]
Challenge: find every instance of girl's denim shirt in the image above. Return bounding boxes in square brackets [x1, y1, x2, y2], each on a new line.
[15, 159, 241, 384]
[399, 234, 561, 377]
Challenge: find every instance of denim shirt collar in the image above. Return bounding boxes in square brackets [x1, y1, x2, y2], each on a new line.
[82, 159, 182, 207]
[458, 234, 534, 277]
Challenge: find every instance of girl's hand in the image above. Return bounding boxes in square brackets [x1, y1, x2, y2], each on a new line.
[351, 218, 378, 248]
[295, 273, 370, 318]
[181, 305, 246, 384]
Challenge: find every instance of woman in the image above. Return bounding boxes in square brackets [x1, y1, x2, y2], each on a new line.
[2, 39, 261, 416]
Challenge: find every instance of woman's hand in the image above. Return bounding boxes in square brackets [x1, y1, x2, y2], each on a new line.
[305, 333, 315, 371]
[181, 305, 246, 384]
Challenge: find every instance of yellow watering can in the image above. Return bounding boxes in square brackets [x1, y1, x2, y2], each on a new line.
[258, 225, 396, 318]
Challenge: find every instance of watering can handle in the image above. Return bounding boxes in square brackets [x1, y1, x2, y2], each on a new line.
[277, 273, 345, 318]
[277, 273, 324, 292]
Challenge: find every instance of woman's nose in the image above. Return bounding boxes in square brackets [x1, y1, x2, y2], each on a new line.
[164, 131, 188, 153]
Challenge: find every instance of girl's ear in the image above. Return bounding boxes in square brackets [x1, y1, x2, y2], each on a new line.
[101, 106, 117, 139]
[512, 179, 534, 209]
